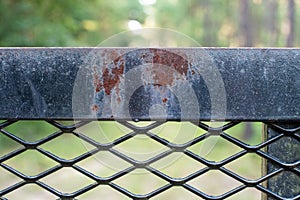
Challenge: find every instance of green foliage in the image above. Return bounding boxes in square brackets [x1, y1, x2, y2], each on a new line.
[0, 0, 299, 47]
[0, 0, 145, 46]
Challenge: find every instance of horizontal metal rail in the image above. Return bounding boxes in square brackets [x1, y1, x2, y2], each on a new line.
[0, 48, 299, 121]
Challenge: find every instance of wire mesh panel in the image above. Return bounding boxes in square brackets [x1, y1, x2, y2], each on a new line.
[0, 120, 299, 199]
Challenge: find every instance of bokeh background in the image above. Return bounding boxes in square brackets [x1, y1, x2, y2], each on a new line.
[0, 0, 299, 47]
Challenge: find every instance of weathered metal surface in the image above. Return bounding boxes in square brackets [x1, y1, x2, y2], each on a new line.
[0, 47, 299, 120]
[266, 123, 300, 199]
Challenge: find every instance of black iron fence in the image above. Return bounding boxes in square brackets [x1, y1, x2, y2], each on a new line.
[0, 48, 299, 199]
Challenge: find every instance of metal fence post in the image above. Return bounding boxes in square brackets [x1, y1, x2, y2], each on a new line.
[266, 123, 300, 199]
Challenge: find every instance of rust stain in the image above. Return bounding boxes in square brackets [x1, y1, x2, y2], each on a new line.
[91, 104, 99, 112]
[93, 54, 125, 96]
[93, 66, 102, 92]
[150, 49, 189, 75]
[146, 64, 184, 86]
[92, 49, 190, 110]
[102, 60, 124, 95]
[144, 49, 189, 86]
[115, 83, 122, 103]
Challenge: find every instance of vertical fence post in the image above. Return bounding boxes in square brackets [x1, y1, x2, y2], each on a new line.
[266, 123, 300, 199]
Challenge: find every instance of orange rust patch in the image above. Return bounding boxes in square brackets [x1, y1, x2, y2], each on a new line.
[145, 64, 184, 86]
[102, 63, 124, 95]
[93, 58, 124, 95]
[143, 49, 189, 86]
[150, 49, 189, 75]
[93, 49, 189, 96]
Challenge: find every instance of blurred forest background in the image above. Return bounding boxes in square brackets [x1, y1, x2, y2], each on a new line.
[0, 0, 299, 47]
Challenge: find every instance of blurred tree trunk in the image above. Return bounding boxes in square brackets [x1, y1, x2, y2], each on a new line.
[265, 0, 278, 46]
[239, 0, 253, 46]
[202, 1, 213, 46]
[286, 0, 295, 47]
[243, 122, 253, 141]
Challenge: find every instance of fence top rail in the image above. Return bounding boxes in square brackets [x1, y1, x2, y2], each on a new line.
[0, 47, 299, 121]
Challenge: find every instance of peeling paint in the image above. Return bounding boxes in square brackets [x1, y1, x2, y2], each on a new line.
[93, 48, 190, 95]
[92, 48, 193, 117]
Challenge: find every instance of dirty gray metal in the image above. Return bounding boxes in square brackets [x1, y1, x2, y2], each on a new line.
[0, 47, 299, 121]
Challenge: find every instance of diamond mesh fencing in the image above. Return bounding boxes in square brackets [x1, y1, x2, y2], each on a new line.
[0, 120, 299, 200]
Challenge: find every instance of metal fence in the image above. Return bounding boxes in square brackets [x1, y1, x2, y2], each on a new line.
[0, 48, 299, 199]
